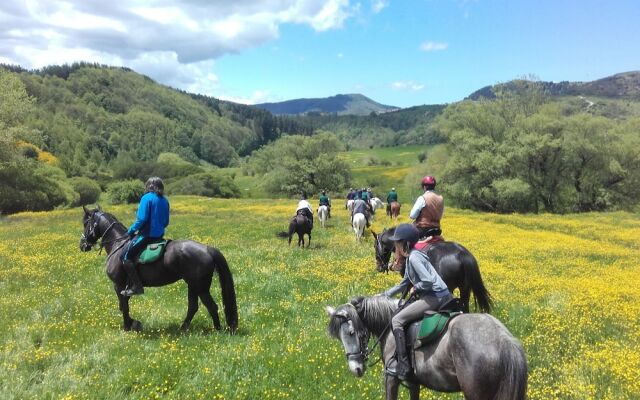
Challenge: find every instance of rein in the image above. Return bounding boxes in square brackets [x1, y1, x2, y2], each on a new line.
[366, 292, 415, 368]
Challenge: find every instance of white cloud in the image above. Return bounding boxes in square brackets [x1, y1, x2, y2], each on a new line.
[419, 41, 448, 52]
[391, 81, 425, 92]
[372, 0, 389, 13]
[217, 90, 275, 105]
[0, 0, 357, 95]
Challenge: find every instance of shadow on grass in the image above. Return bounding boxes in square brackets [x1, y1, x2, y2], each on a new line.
[132, 323, 251, 340]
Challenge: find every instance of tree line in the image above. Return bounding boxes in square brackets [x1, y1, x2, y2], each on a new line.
[437, 84, 640, 213]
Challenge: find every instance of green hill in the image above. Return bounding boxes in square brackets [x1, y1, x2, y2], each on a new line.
[255, 93, 399, 116]
[1, 62, 310, 172]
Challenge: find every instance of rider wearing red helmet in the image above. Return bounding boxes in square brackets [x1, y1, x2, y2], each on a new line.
[409, 175, 444, 239]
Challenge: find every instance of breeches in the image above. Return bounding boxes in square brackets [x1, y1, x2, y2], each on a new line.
[391, 295, 452, 330]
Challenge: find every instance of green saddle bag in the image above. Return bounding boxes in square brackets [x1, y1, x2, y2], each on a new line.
[415, 311, 462, 348]
[138, 240, 167, 264]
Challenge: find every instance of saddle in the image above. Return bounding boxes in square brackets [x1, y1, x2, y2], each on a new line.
[138, 240, 168, 264]
[406, 298, 464, 350]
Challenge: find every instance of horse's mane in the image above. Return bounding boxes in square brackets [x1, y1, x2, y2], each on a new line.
[328, 296, 397, 338]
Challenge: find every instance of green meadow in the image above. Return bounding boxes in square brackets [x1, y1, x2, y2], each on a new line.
[1, 196, 639, 399]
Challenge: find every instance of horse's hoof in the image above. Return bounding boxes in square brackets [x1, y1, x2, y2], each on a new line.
[131, 320, 143, 332]
[180, 323, 190, 332]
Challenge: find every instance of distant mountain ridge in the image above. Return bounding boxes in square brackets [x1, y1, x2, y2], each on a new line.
[467, 71, 640, 101]
[255, 93, 400, 116]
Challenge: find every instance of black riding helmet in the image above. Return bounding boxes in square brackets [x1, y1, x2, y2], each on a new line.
[389, 223, 420, 244]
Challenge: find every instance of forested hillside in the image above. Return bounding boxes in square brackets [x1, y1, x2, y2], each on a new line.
[2, 63, 311, 171]
[0, 63, 313, 213]
[293, 104, 446, 148]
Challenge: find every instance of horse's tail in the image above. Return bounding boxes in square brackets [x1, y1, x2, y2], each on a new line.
[494, 337, 528, 400]
[460, 251, 493, 313]
[209, 248, 238, 331]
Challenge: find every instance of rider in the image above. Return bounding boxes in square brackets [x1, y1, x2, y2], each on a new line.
[386, 187, 398, 215]
[121, 177, 170, 297]
[409, 176, 444, 239]
[295, 191, 314, 229]
[345, 188, 355, 209]
[319, 190, 331, 218]
[381, 223, 452, 380]
[352, 195, 371, 228]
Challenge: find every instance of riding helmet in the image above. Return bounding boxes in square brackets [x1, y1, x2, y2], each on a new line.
[389, 224, 419, 243]
[421, 175, 436, 187]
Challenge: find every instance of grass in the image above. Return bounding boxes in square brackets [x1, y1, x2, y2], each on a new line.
[1, 197, 639, 399]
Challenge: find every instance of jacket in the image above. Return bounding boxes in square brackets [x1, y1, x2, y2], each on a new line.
[128, 192, 170, 238]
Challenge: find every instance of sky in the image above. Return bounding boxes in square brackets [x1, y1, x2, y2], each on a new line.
[1, 0, 639, 108]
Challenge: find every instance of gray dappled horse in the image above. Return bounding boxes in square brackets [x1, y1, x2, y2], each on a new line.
[326, 296, 527, 400]
[288, 213, 312, 247]
[79, 206, 238, 332]
[372, 227, 492, 314]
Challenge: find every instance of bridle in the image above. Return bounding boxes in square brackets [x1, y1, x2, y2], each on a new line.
[375, 235, 392, 272]
[81, 211, 128, 254]
[333, 313, 371, 363]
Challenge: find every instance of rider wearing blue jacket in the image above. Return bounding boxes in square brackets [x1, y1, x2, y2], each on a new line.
[121, 177, 170, 296]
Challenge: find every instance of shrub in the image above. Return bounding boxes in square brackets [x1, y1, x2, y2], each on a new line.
[417, 152, 427, 163]
[69, 177, 102, 206]
[168, 173, 240, 198]
[107, 180, 144, 204]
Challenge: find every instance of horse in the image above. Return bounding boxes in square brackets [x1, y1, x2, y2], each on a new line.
[352, 213, 366, 241]
[318, 205, 329, 228]
[370, 197, 384, 213]
[289, 213, 312, 247]
[79, 206, 238, 332]
[326, 296, 527, 400]
[371, 227, 492, 313]
[388, 201, 400, 220]
[346, 199, 355, 213]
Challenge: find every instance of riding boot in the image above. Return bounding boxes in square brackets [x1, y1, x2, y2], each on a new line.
[393, 328, 412, 380]
[121, 259, 144, 296]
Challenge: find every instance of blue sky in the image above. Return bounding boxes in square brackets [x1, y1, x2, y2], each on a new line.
[1, 0, 639, 107]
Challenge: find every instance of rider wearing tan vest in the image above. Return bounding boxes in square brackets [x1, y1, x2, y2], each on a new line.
[409, 176, 444, 238]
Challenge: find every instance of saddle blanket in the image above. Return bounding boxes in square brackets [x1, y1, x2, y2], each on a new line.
[406, 310, 462, 349]
[138, 240, 168, 264]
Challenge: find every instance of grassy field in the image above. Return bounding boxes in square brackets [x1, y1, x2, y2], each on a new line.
[228, 145, 439, 201]
[1, 197, 639, 399]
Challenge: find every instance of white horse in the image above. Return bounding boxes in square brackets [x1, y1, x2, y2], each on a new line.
[346, 199, 355, 213]
[352, 213, 366, 241]
[370, 197, 384, 213]
[318, 205, 328, 228]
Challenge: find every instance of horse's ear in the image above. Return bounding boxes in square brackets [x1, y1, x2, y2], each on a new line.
[96, 203, 102, 211]
[371, 230, 377, 239]
[82, 205, 89, 214]
[325, 306, 336, 316]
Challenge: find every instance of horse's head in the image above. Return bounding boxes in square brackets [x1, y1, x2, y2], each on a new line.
[325, 302, 369, 377]
[80, 204, 113, 252]
[372, 229, 393, 272]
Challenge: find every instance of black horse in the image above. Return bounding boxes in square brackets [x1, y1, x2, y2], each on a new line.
[288, 214, 312, 247]
[372, 227, 492, 313]
[79, 206, 238, 332]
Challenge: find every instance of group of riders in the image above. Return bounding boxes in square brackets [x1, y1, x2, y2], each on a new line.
[122, 174, 446, 381]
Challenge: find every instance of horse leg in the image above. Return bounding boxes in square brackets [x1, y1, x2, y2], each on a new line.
[307, 231, 311, 247]
[459, 286, 471, 313]
[408, 383, 420, 400]
[198, 291, 221, 330]
[384, 373, 400, 400]
[180, 286, 199, 331]
[116, 289, 141, 331]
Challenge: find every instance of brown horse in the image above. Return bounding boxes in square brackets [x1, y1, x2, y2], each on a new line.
[388, 201, 400, 220]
